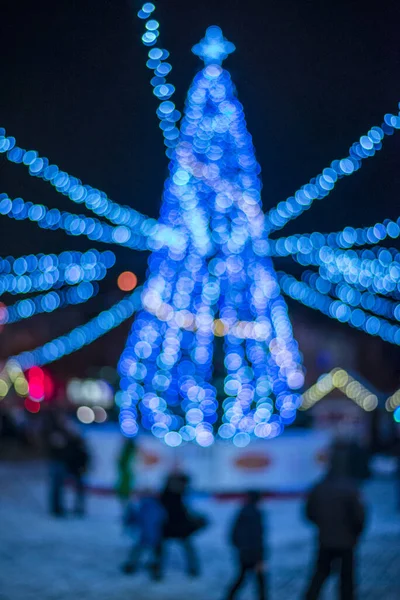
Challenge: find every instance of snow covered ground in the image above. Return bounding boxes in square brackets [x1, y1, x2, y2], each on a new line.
[0, 461, 399, 600]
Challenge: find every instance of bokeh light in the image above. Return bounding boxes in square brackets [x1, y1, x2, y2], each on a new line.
[117, 271, 138, 292]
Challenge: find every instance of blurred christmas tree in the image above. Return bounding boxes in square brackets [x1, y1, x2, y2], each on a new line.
[118, 27, 304, 447]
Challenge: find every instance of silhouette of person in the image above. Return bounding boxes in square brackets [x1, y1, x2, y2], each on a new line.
[65, 428, 90, 516]
[225, 490, 267, 600]
[304, 450, 366, 600]
[122, 490, 166, 579]
[45, 412, 69, 517]
[155, 472, 205, 578]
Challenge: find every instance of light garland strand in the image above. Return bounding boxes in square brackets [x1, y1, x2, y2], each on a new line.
[0, 126, 170, 235]
[0, 249, 115, 295]
[301, 367, 378, 412]
[279, 272, 400, 345]
[270, 217, 400, 256]
[266, 106, 400, 233]
[0, 282, 98, 325]
[301, 270, 400, 322]
[290, 248, 400, 298]
[137, 2, 181, 158]
[0, 249, 113, 276]
[10, 288, 142, 371]
[0, 193, 185, 252]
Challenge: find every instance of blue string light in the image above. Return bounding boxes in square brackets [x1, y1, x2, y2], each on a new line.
[11, 288, 142, 370]
[0, 282, 99, 325]
[0, 193, 184, 252]
[266, 109, 400, 233]
[137, 2, 180, 157]
[118, 27, 304, 444]
[0, 126, 180, 240]
[270, 217, 400, 256]
[301, 270, 400, 322]
[0, 249, 114, 275]
[0, 249, 115, 295]
[291, 248, 400, 298]
[279, 272, 400, 345]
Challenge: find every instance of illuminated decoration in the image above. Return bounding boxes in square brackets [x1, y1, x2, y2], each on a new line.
[0, 283, 98, 325]
[26, 366, 54, 402]
[0, 362, 53, 403]
[0, 250, 115, 296]
[301, 271, 400, 322]
[0, 126, 166, 234]
[0, 250, 113, 275]
[2, 2, 400, 443]
[137, 8, 180, 157]
[270, 217, 400, 256]
[67, 378, 114, 408]
[192, 26, 235, 65]
[77, 405, 95, 424]
[265, 111, 400, 233]
[0, 249, 114, 295]
[8, 287, 142, 370]
[0, 193, 183, 253]
[279, 272, 400, 345]
[117, 25, 304, 445]
[394, 406, 400, 422]
[301, 368, 379, 412]
[24, 397, 41, 413]
[290, 248, 400, 298]
[117, 271, 138, 292]
[386, 389, 400, 412]
[0, 249, 115, 276]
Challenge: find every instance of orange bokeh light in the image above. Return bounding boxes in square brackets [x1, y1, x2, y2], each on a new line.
[117, 271, 138, 292]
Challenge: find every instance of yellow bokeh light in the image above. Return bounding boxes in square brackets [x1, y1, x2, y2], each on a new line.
[0, 379, 9, 398]
[14, 376, 29, 397]
[332, 368, 348, 388]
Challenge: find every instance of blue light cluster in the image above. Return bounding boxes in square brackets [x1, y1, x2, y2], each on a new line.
[270, 218, 400, 256]
[301, 271, 400, 323]
[0, 128, 184, 249]
[118, 28, 304, 445]
[0, 193, 183, 252]
[0, 249, 114, 275]
[192, 25, 235, 65]
[0, 249, 115, 295]
[266, 109, 400, 233]
[12, 288, 142, 371]
[138, 3, 180, 157]
[279, 272, 400, 345]
[0, 282, 98, 325]
[291, 247, 400, 298]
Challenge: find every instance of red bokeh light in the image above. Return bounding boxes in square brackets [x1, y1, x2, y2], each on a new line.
[24, 397, 41, 413]
[117, 271, 138, 292]
[27, 367, 54, 401]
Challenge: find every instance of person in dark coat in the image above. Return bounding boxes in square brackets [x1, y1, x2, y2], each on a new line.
[224, 490, 267, 600]
[156, 472, 204, 578]
[122, 492, 166, 579]
[330, 437, 370, 484]
[304, 451, 366, 600]
[45, 413, 70, 517]
[65, 430, 90, 516]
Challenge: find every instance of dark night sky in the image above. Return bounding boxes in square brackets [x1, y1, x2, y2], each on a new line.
[1, 0, 400, 381]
